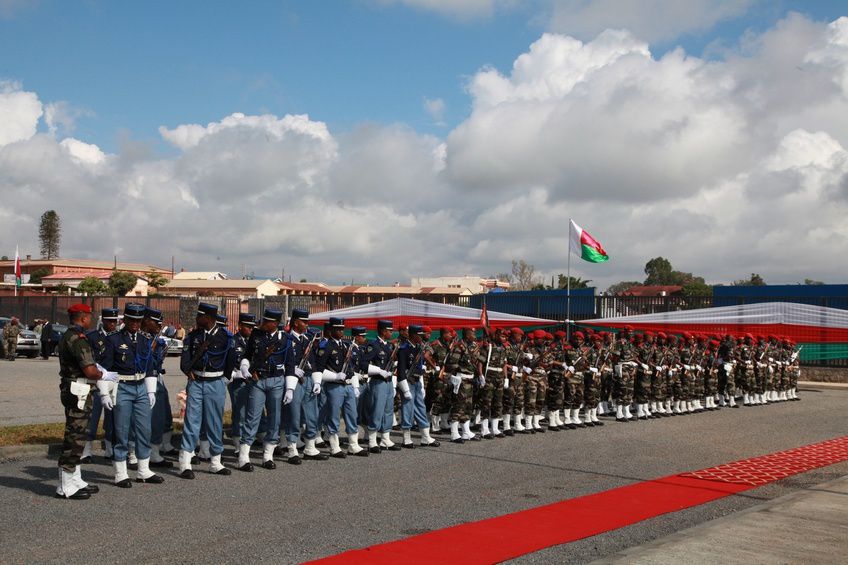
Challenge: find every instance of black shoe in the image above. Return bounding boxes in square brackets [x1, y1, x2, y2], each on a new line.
[594, 421, 604, 426]
[422, 440, 441, 447]
[162, 448, 179, 457]
[354, 450, 369, 457]
[615, 417, 627, 422]
[450, 438, 465, 444]
[150, 459, 173, 468]
[469, 435, 482, 442]
[303, 452, 330, 460]
[136, 474, 165, 484]
[386, 444, 402, 451]
[482, 433, 494, 440]
[548, 425, 560, 432]
[584, 421, 595, 427]
[288, 455, 302, 465]
[179, 469, 195, 480]
[190, 456, 198, 465]
[494, 432, 506, 438]
[470, 423, 481, 432]
[331, 451, 347, 458]
[402, 443, 416, 449]
[237, 463, 254, 472]
[261, 460, 276, 470]
[368, 446, 381, 454]
[732, 403, 740, 408]
[80, 456, 92, 464]
[55, 490, 90, 500]
[529, 428, 536, 434]
[116, 478, 133, 488]
[79, 484, 99, 494]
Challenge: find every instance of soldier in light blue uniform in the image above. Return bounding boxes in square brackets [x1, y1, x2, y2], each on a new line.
[177, 302, 235, 479]
[143, 307, 174, 469]
[81, 307, 119, 463]
[315, 317, 367, 458]
[397, 325, 441, 448]
[360, 319, 400, 454]
[196, 313, 232, 462]
[237, 308, 287, 471]
[228, 312, 256, 451]
[102, 303, 164, 487]
[283, 309, 328, 465]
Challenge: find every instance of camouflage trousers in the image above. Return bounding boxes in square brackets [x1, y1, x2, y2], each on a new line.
[583, 371, 601, 409]
[671, 370, 689, 401]
[546, 372, 565, 411]
[634, 369, 652, 404]
[600, 370, 613, 404]
[775, 366, 786, 392]
[477, 372, 505, 419]
[650, 370, 667, 402]
[753, 367, 766, 394]
[524, 373, 547, 416]
[449, 380, 474, 423]
[691, 369, 705, 399]
[564, 373, 584, 410]
[704, 369, 718, 397]
[613, 364, 635, 405]
[59, 380, 93, 471]
[504, 376, 525, 416]
[736, 365, 754, 393]
[788, 366, 800, 389]
[718, 365, 735, 396]
[4, 337, 16, 358]
[426, 373, 449, 415]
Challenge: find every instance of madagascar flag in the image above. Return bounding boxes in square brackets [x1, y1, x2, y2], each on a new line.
[569, 220, 609, 263]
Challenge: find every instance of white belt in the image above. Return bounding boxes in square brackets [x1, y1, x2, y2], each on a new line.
[457, 373, 474, 380]
[486, 367, 503, 374]
[119, 373, 146, 382]
[196, 371, 224, 378]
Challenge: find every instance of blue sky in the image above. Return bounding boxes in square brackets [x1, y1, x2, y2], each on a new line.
[2, 0, 845, 154]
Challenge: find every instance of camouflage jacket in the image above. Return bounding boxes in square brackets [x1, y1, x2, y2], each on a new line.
[445, 339, 479, 375]
[58, 325, 96, 381]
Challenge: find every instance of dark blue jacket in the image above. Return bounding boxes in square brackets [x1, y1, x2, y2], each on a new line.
[103, 328, 154, 376]
[180, 325, 234, 376]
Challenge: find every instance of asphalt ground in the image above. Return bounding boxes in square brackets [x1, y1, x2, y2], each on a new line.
[0, 381, 846, 564]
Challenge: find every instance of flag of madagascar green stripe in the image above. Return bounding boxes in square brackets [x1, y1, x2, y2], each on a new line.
[569, 219, 609, 263]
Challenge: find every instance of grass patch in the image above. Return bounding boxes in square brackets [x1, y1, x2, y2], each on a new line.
[0, 411, 233, 447]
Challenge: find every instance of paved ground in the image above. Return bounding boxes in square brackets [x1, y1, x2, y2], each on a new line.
[0, 384, 846, 564]
[592, 475, 848, 564]
[0, 356, 188, 426]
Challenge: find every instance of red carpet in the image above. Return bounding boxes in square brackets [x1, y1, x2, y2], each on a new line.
[307, 435, 848, 565]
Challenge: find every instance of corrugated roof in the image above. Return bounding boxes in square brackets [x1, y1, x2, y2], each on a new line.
[162, 279, 273, 289]
[0, 258, 170, 272]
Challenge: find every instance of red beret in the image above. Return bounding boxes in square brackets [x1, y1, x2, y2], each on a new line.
[744, 333, 754, 340]
[462, 326, 475, 333]
[591, 334, 603, 342]
[645, 331, 655, 337]
[632, 333, 643, 342]
[709, 340, 720, 348]
[510, 327, 523, 334]
[555, 330, 567, 338]
[623, 325, 634, 332]
[585, 328, 595, 334]
[423, 326, 432, 333]
[544, 332, 553, 340]
[696, 335, 707, 342]
[533, 330, 546, 339]
[67, 303, 92, 314]
[657, 332, 667, 339]
[572, 331, 584, 339]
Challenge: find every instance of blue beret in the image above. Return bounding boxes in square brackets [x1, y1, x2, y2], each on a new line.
[215, 313, 227, 325]
[197, 302, 218, 317]
[262, 308, 283, 322]
[144, 307, 163, 323]
[238, 313, 257, 326]
[408, 324, 424, 336]
[329, 317, 345, 328]
[351, 326, 367, 337]
[377, 319, 393, 331]
[101, 308, 119, 320]
[124, 303, 146, 320]
[290, 308, 309, 322]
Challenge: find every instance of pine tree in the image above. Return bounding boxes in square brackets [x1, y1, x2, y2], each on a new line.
[38, 210, 61, 260]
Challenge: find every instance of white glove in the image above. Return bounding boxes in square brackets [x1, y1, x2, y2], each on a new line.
[641, 363, 649, 370]
[523, 366, 532, 375]
[337, 372, 347, 382]
[434, 365, 441, 373]
[567, 366, 575, 373]
[503, 378, 510, 390]
[283, 389, 294, 405]
[381, 369, 392, 379]
[240, 358, 251, 379]
[655, 366, 662, 372]
[398, 379, 412, 400]
[589, 367, 599, 373]
[421, 385, 426, 400]
[100, 393, 114, 410]
[523, 352, 534, 360]
[310, 372, 322, 394]
[511, 365, 518, 373]
[96, 380, 114, 410]
[478, 375, 486, 387]
[148, 392, 156, 408]
[312, 382, 321, 394]
[294, 367, 305, 378]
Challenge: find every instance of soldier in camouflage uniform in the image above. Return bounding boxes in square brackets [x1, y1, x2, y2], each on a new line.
[691, 335, 707, 411]
[445, 327, 481, 443]
[56, 304, 111, 500]
[677, 333, 697, 413]
[703, 339, 721, 409]
[502, 328, 526, 435]
[598, 331, 615, 415]
[650, 333, 670, 417]
[717, 334, 738, 408]
[523, 330, 550, 433]
[564, 332, 588, 427]
[3, 317, 20, 360]
[612, 326, 636, 421]
[475, 328, 508, 439]
[545, 331, 567, 431]
[664, 334, 681, 414]
[736, 334, 756, 406]
[427, 328, 454, 434]
[582, 334, 605, 426]
[633, 332, 654, 419]
[785, 338, 801, 401]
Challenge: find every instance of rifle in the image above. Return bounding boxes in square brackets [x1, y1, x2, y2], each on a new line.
[405, 342, 426, 381]
[297, 331, 322, 371]
[251, 331, 283, 381]
[186, 330, 211, 380]
[790, 345, 803, 363]
[340, 340, 355, 375]
[436, 336, 459, 382]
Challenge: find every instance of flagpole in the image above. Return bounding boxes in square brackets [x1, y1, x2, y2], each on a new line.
[566, 220, 571, 340]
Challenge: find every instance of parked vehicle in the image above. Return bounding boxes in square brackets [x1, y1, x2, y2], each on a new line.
[16, 330, 40, 358]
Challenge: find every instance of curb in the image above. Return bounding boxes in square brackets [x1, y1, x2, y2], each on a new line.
[799, 380, 848, 389]
[0, 443, 60, 463]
